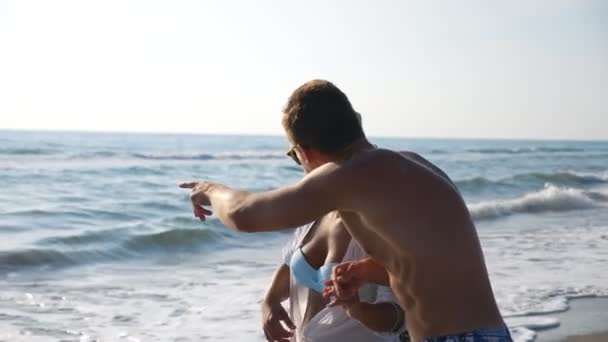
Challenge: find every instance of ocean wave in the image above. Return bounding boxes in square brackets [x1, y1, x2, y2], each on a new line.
[429, 149, 450, 154]
[468, 184, 608, 221]
[0, 248, 105, 269]
[467, 147, 585, 154]
[0, 247, 140, 271]
[1, 228, 224, 271]
[0, 249, 64, 270]
[0, 150, 289, 169]
[108, 165, 168, 175]
[4, 208, 142, 221]
[39, 228, 127, 246]
[511, 171, 608, 185]
[70, 151, 119, 159]
[456, 170, 608, 193]
[123, 228, 222, 251]
[456, 176, 506, 190]
[0, 147, 57, 155]
[132, 151, 285, 161]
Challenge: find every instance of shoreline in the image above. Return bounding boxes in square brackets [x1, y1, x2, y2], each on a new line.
[530, 296, 608, 341]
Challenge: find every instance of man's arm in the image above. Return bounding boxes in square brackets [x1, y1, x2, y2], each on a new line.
[181, 162, 351, 232]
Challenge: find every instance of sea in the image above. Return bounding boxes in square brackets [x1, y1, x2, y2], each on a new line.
[1, 130, 607, 342]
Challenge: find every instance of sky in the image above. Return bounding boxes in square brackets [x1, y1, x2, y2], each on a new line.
[0, 0, 606, 140]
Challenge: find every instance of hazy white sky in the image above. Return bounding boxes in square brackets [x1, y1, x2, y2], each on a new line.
[0, 0, 606, 139]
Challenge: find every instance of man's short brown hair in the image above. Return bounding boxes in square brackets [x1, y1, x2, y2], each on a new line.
[282, 80, 365, 155]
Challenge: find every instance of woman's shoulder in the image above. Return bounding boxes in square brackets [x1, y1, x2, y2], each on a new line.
[341, 237, 368, 262]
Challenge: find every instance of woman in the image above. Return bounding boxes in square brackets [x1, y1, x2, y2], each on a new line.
[261, 211, 408, 342]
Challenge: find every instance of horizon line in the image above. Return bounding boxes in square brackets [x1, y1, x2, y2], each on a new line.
[0, 127, 606, 143]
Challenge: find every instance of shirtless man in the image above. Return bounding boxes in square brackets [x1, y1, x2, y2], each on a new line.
[180, 80, 511, 342]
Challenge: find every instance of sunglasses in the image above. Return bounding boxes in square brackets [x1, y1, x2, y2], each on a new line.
[286, 145, 301, 165]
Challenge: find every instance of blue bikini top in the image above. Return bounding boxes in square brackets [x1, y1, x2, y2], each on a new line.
[290, 247, 337, 294]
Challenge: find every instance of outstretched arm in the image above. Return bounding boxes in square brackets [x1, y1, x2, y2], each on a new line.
[180, 162, 350, 232]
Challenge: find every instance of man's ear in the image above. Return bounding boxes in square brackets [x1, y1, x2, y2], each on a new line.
[299, 146, 312, 165]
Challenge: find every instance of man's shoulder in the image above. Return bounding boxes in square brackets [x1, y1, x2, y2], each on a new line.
[307, 149, 415, 188]
[348, 148, 414, 173]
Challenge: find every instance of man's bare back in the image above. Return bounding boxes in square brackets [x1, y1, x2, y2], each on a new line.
[329, 149, 504, 341]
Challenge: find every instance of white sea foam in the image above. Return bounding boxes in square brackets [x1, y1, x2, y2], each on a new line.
[469, 184, 607, 220]
[506, 316, 560, 342]
[509, 326, 537, 342]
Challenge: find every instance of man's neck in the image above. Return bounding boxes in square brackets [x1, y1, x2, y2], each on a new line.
[334, 138, 375, 162]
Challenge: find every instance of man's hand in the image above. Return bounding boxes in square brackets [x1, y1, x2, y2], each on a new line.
[179, 182, 213, 221]
[322, 261, 366, 300]
[261, 301, 295, 342]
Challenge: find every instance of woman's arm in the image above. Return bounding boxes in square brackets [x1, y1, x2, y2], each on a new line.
[323, 257, 390, 301]
[263, 263, 291, 305]
[261, 264, 295, 341]
[326, 242, 405, 335]
[354, 257, 390, 286]
[347, 301, 405, 333]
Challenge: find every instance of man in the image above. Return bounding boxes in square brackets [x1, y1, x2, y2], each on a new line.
[180, 80, 511, 342]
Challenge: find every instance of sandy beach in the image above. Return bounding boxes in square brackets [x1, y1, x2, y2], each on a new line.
[563, 332, 608, 342]
[535, 297, 608, 342]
